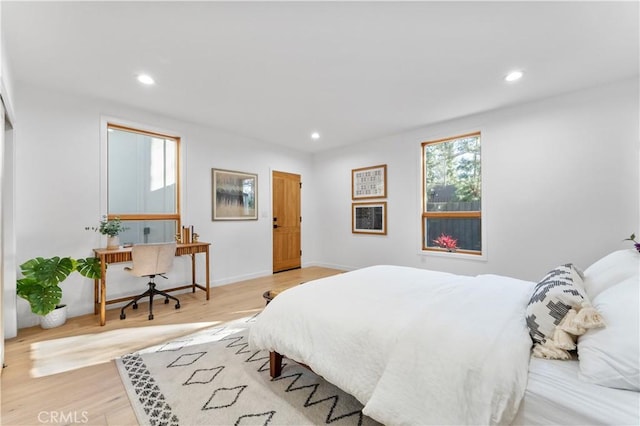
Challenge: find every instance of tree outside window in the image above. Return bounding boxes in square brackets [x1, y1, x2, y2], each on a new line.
[422, 132, 482, 254]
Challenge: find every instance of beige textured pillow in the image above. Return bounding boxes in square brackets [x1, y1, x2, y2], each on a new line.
[526, 264, 604, 360]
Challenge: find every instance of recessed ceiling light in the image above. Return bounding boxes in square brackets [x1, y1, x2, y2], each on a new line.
[137, 74, 155, 85]
[311, 132, 320, 140]
[504, 70, 524, 82]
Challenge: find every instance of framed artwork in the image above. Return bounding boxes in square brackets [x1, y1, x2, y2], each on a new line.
[212, 168, 258, 220]
[352, 202, 387, 235]
[352, 164, 387, 200]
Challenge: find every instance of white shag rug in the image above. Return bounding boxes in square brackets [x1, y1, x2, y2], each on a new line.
[115, 316, 379, 426]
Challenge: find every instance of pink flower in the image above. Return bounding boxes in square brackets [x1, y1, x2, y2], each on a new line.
[433, 233, 458, 250]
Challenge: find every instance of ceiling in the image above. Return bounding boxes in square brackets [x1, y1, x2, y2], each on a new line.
[3, 1, 638, 153]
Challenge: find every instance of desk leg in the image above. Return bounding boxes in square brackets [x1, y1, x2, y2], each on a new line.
[100, 256, 107, 326]
[205, 247, 210, 300]
[93, 278, 99, 315]
[191, 253, 196, 293]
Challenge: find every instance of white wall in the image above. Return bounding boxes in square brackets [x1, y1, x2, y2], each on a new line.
[2, 115, 15, 340]
[1, 0, 19, 348]
[313, 78, 640, 281]
[13, 83, 318, 328]
[11, 78, 639, 328]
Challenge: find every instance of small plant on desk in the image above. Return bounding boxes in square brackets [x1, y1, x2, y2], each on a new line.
[85, 215, 129, 237]
[86, 216, 129, 249]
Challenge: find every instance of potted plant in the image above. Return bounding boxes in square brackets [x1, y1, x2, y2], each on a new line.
[86, 216, 128, 250]
[433, 233, 458, 252]
[16, 256, 102, 328]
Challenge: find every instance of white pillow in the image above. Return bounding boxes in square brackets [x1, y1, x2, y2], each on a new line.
[578, 275, 639, 391]
[583, 249, 639, 299]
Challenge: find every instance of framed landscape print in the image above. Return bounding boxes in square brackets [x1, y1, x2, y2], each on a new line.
[212, 168, 258, 220]
[352, 164, 387, 200]
[352, 202, 387, 235]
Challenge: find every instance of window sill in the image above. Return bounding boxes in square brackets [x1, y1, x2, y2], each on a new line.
[418, 249, 487, 262]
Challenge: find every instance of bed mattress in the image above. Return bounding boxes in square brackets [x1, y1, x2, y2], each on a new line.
[514, 357, 640, 425]
[250, 265, 536, 425]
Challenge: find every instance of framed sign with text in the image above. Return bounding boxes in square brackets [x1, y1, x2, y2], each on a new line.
[351, 164, 387, 200]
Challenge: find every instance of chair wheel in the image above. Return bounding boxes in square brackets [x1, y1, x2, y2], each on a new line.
[120, 313, 126, 320]
[175, 303, 180, 309]
[148, 314, 154, 320]
[164, 298, 169, 304]
[133, 303, 138, 310]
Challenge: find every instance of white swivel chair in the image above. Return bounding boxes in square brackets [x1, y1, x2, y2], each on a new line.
[120, 242, 180, 320]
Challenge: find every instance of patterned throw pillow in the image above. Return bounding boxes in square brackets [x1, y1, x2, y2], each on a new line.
[526, 264, 604, 359]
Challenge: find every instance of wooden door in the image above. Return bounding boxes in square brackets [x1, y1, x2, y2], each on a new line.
[272, 171, 301, 273]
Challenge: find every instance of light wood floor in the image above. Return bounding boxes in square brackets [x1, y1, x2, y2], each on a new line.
[1, 266, 342, 426]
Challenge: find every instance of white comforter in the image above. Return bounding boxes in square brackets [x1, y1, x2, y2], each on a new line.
[248, 265, 535, 425]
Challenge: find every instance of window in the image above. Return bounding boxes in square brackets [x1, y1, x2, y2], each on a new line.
[422, 132, 481, 254]
[107, 123, 181, 245]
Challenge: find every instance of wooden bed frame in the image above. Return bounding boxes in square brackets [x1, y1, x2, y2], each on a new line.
[269, 351, 283, 377]
[270, 350, 317, 379]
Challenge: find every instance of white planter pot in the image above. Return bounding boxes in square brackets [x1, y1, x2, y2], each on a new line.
[106, 235, 120, 250]
[40, 305, 68, 329]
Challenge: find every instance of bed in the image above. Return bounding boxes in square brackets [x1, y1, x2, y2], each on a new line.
[514, 357, 639, 425]
[248, 250, 639, 425]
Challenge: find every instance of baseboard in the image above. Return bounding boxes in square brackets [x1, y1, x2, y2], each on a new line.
[212, 264, 356, 285]
[302, 261, 356, 272]
[17, 265, 354, 328]
[211, 269, 273, 287]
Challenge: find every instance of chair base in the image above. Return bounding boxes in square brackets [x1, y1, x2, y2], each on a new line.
[120, 281, 180, 320]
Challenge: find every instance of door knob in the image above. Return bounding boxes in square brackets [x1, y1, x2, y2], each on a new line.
[273, 224, 279, 229]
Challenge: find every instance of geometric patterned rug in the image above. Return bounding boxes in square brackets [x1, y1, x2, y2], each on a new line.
[115, 316, 380, 426]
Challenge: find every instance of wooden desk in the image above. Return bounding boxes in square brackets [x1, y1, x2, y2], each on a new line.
[93, 242, 211, 326]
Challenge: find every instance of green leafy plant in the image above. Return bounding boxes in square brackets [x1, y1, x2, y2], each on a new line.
[624, 233, 640, 253]
[16, 256, 102, 316]
[86, 216, 128, 237]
